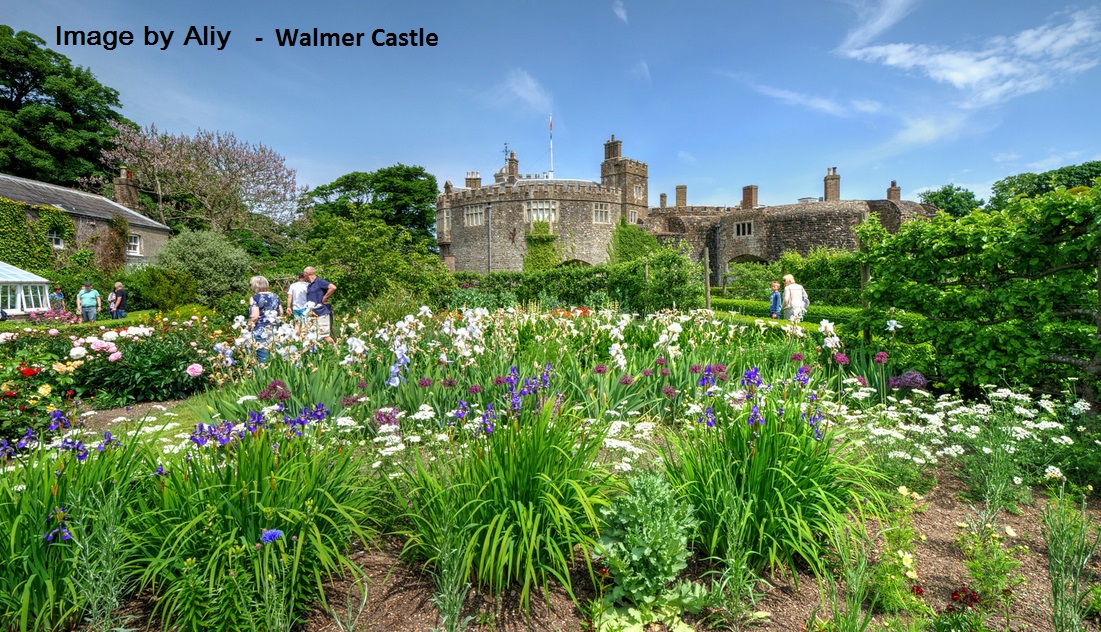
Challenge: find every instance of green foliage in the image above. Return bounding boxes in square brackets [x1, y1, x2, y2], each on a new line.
[856, 185, 1101, 394]
[76, 336, 209, 406]
[121, 265, 198, 312]
[607, 220, 659, 266]
[919, 184, 984, 218]
[0, 196, 74, 270]
[395, 401, 612, 608]
[988, 161, 1101, 210]
[156, 229, 251, 307]
[1043, 484, 1101, 632]
[522, 221, 562, 272]
[869, 491, 927, 615]
[0, 26, 123, 186]
[721, 247, 861, 306]
[718, 261, 780, 302]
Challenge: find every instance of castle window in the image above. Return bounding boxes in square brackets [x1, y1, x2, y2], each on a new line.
[628, 210, 639, 224]
[464, 205, 485, 227]
[634, 184, 643, 199]
[593, 202, 611, 224]
[735, 221, 753, 237]
[525, 200, 557, 224]
[47, 230, 65, 250]
[441, 209, 451, 233]
[127, 234, 142, 255]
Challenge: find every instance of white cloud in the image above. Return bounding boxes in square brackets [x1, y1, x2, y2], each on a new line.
[877, 113, 968, 154]
[839, 0, 919, 50]
[631, 60, 651, 83]
[484, 69, 553, 114]
[850, 99, 883, 114]
[992, 152, 1020, 163]
[612, 0, 628, 24]
[677, 150, 696, 163]
[1026, 151, 1083, 172]
[842, 8, 1101, 108]
[721, 72, 884, 118]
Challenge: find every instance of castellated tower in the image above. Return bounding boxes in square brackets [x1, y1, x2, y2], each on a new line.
[600, 135, 649, 224]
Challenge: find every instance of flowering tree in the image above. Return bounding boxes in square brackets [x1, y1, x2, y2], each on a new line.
[857, 183, 1101, 401]
[102, 121, 303, 233]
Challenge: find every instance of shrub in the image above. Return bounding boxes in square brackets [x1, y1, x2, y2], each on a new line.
[121, 266, 198, 311]
[607, 220, 659, 266]
[155, 230, 250, 307]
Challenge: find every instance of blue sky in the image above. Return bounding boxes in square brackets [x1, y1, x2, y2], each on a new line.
[7, 0, 1101, 206]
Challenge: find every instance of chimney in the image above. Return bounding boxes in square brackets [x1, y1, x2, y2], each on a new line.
[887, 180, 901, 202]
[659, 193, 667, 208]
[741, 185, 758, 210]
[604, 134, 622, 160]
[465, 171, 481, 188]
[824, 167, 840, 202]
[113, 167, 140, 211]
[675, 185, 687, 208]
[506, 152, 519, 184]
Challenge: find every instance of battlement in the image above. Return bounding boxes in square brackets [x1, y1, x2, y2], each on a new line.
[648, 205, 732, 216]
[439, 179, 623, 205]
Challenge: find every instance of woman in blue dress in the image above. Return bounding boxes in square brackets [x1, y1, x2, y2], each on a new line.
[248, 276, 284, 363]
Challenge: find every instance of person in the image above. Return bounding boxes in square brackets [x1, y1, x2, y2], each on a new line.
[248, 276, 283, 363]
[49, 285, 65, 311]
[106, 289, 117, 318]
[781, 274, 809, 322]
[304, 266, 336, 343]
[286, 271, 309, 333]
[769, 281, 782, 319]
[111, 282, 128, 319]
[76, 282, 101, 323]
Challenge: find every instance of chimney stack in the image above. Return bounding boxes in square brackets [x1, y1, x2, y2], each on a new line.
[659, 193, 667, 208]
[675, 185, 687, 208]
[604, 134, 622, 160]
[824, 167, 840, 202]
[113, 167, 140, 211]
[741, 185, 758, 210]
[887, 180, 901, 202]
[465, 171, 481, 188]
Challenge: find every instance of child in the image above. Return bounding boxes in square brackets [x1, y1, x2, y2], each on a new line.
[769, 282, 782, 319]
[286, 272, 309, 333]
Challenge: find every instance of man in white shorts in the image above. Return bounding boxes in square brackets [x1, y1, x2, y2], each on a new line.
[304, 266, 337, 343]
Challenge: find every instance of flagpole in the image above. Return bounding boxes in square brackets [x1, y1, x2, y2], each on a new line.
[549, 114, 554, 180]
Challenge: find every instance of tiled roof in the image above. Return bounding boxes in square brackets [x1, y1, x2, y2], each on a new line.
[0, 173, 171, 232]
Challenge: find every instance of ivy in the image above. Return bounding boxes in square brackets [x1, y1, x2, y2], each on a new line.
[522, 221, 562, 272]
[0, 196, 74, 270]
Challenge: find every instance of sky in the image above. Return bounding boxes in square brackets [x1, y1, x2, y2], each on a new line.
[7, 0, 1101, 206]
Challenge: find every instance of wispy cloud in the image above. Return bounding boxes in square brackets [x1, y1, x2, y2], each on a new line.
[838, 0, 919, 50]
[720, 71, 882, 118]
[677, 150, 696, 163]
[631, 60, 651, 83]
[876, 113, 969, 154]
[1026, 151, 1083, 172]
[612, 0, 628, 24]
[483, 69, 553, 114]
[992, 152, 1021, 163]
[842, 8, 1101, 108]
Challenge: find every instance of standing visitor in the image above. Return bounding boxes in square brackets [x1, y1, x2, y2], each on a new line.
[769, 281, 782, 319]
[781, 274, 809, 322]
[248, 276, 283, 363]
[49, 285, 65, 311]
[304, 266, 336, 344]
[76, 282, 101, 323]
[286, 271, 309, 333]
[110, 282, 128, 319]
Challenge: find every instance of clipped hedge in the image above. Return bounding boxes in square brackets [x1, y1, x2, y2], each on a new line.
[0, 305, 217, 335]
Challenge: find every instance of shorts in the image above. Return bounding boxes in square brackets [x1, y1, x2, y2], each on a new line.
[292, 307, 307, 321]
[315, 313, 332, 338]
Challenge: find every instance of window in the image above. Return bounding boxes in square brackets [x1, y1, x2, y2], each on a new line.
[735, 222, 753, 237]
[127, 234, 142, 255]
[524, 200, 557, 224]
[634, 184, 643, 199]
[0, 285, 15, 311]
[593, 202, 611, 224]
[628, 210, 639, 224]
[22, 285, 47, 310]
[47, 230, 65, 250]
[442, 209, 451, 234]
[464, 205, 485, 227]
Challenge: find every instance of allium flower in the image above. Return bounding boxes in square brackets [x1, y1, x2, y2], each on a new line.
[261, 529, 283, 544]
[441, 378, 457, 387]
[417, 377, 434, 388]
[888, 376, 903, 389]
[833, 352, 850, 365]
[593, 364, 608, 375]
[492, 375, 507, 386]
[619, 375, 634, 386]
[873, 351, 889, 364]
[898, 370, 927, 389]
[790, 353, 805, 362]
[689, 364, 702, 374]
[854, 375, 867, 387]
[655, 357, 668, 366]
[356, 380, 369, 389]
[641, 369, 654, 377]
[185, 363, 204, 377]
[660, 368, 671, 376]
[661, 385, 676, 399]
[374, 407, 400, 427]
[467, 384, 483, 395]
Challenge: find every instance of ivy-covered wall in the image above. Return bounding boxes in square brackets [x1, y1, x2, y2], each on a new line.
[0, 196, 74, 270]
[523, 221, 562, 272]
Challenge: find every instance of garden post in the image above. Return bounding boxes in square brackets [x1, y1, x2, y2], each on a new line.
[703, 246, 711, 310]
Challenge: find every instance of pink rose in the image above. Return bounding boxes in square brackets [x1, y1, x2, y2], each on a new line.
[108, 352, 122, 362]
[185, 363, 204, 377]
[48, 329, 59, 336]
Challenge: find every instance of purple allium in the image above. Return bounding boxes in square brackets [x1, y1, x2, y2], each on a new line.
[717, 372, 729, 382]
[356, 380, 369, 389]
[374, 407, 400, 427]
[899, 370, 927, 389]
[662, 385, 677, 399]
[261, 529, 283, 544]
[619, 375, 635, 386]
[492, 375, 507, 386]
[442, 378, 458, 388]
[854, 375, 868, 387]
[467, 384, 484, 395]
[888, 376, 903, 389]
[790, 353, 805, 363]
[642, 369, 654, 377]
[417, 377, 434, 388]
[660, 368, 671, 377]
[712, 363, 727, 373]
[655, 357, 668, 366]
[593, 364, 608, 375]
[689, 364, 702, 374]
[873, 351, 889, 365]
[833, 352, 850, 366]
[341, 395, 363, 407]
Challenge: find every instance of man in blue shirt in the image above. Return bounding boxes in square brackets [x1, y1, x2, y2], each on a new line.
[304, 266, 337, 343]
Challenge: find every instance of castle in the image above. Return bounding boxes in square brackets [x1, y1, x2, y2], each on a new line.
[435, 136, 934, 279]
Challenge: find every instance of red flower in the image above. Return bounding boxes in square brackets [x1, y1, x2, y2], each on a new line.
[3, 391, 15, 398]
[20, 367, 41, 377]
[911, 585, 925, 596]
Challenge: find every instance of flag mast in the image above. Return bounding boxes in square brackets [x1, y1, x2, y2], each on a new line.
[549, 114, 554, 180]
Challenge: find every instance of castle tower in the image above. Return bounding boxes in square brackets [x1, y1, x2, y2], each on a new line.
[887, 180, 901, 202]
[600, 135, 649, 223]
[824, 167, 840, 202]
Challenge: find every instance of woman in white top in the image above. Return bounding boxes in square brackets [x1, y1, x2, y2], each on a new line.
[781, 274, 808, 322]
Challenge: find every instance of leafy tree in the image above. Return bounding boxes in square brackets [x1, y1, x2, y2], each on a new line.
[103, 122, 302, 235]
[919, 184, 984, 218]
[305, 164, 438, 249]
[607, 219, 659, 265]
[988, 161, 1101, 210]
[857, 183, 1101, 401]
[155, 230, 251, 306]
[0, 26, 123, 186]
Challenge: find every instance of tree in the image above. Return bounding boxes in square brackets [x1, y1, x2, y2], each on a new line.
[918, 184, 984, 218]
[103, 122, 303, 235]
[155, 230, 251, 306]
[0, 26, 124, 186]
[988, 161, 1101, 210]
[305, 164, 438, 249]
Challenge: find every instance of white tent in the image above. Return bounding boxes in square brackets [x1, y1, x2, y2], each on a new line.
[0, 261, 50, 316]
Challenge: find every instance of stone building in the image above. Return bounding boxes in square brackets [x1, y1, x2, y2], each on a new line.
[436, 136, 647, 272]
[438, 136, 934, 276]
[1, 169, 172, 265]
